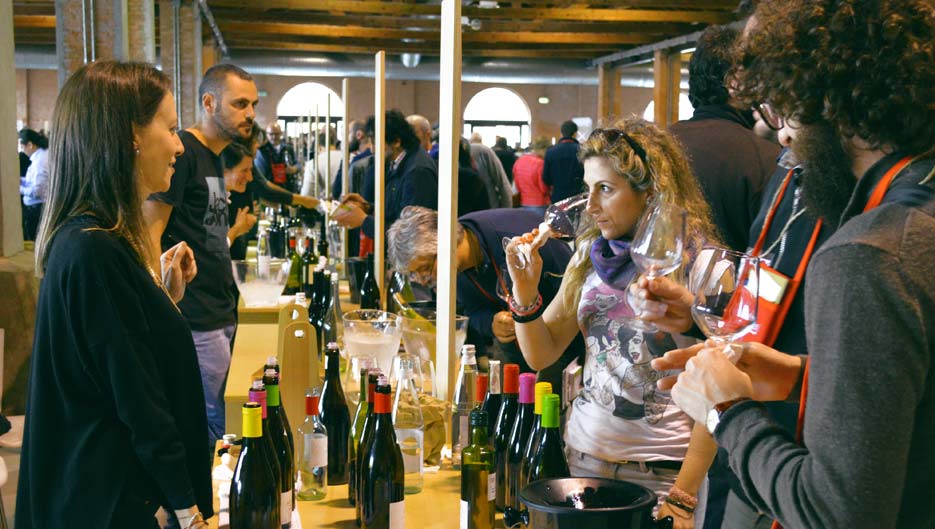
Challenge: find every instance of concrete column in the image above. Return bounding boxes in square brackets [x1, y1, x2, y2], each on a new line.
[1, 0, 22, 257]
[54, 0, 131, 87]
[127, 0, 156, 63]
[159, 0, 202, 127]
[597, 63, 622, 125]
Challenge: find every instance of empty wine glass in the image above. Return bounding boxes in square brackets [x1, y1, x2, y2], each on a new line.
[689, 247, 760, 360]
[625, 200, 687, 332]
[503, 192, 589, 270]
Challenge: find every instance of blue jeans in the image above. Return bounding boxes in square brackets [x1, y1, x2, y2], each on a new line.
[192, 324, 235, 450]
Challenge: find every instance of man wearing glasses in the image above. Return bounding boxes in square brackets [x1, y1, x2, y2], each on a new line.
[387, 206, 584, 400]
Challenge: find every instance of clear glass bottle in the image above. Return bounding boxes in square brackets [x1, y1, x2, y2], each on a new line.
[257, 226, 272, 278]
[451, 344, 478, 469]
[296, 389, 328, 501]
[392, 356, 424, 494]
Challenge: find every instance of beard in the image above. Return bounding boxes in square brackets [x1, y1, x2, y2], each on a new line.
[212, 109, 252, 142]
[793, 122, 857, 225]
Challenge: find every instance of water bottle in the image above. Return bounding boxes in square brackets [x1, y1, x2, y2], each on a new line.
[257, 225, 272, 278]
[451, 344, 477, 469]
[392, 356, 424, 494]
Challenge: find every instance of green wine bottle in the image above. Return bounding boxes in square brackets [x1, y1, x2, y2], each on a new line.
[519, 382, 552, 490]
[526, 394, 569, 484]
[319, 345, 350, 485]
[263, 370, 295, 528]
[461, 408, 495, 529]
[230, 403, 280, 529]
[283, 235, 303, 295]
[356, 372, 380, 524]
[348, 368, 370, 506]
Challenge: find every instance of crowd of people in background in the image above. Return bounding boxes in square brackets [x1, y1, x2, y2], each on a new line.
[14, 0, 935, 528]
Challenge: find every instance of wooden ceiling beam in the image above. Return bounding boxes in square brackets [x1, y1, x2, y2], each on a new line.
[13, 14, 55, 28]
[218, 20, 655, 45]
[227, 40, 604, 59]
[207, 1, 733, 24]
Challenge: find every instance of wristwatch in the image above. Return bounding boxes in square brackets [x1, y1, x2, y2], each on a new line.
[705, 397, 751, 434]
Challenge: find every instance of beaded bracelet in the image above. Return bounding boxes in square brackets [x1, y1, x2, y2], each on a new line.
[665, 485, 698, 514]
[509, 293, 542, 316]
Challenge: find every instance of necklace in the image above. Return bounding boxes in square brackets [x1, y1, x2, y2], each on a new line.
[129, 238, 182, 314]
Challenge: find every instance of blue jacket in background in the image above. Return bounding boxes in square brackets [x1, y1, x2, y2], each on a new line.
[362, 146, 438, 238]
[542, 137, 584, 203]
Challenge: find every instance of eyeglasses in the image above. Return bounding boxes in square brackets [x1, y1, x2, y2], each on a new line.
[589, 128, 649, 167]
[754, 103, 784, 131]
[408, 255, 437, 283]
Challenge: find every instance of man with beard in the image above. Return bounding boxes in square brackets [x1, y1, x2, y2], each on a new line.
[652, 2, 935, 528]
[256, 122, 300, 192]
[143, 63, 259, 451]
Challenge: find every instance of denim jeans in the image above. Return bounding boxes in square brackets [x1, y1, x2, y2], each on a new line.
[566, 446, 707, 528]
[721, 490, 773, 529]
[191, 324, 235, 451]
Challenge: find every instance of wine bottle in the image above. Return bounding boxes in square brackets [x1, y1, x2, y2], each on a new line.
[519, 382, 552, 491]
[359, 252, 382, 310]
[359, 381, 405, 529]
[392, 357, 424, 494]
[319, 274, 340, 354]
[269, 216, 284, 260]
[347, 368, 371, 506]
[257, 226, 272, 278]
[319, 344, 351, 485]
[318, 220, 330, 260]
[263, 369, 295, 527]
[248, 379, 283, 498]
[481, 361, 502, 437]
[505, 373, 536, 510]
[451, 345, 478, 469]
[526, 394, 569, 483]
[475, 374, 489, 405]
[296, 390, 328, 501]
[493, 364, 519, 511]
[356, 372, 380, 524]
[283, 234, 303, 296]
[230, 403, 280, 529]
[301, 235, 318, 298]
[460, 408, 495, 529]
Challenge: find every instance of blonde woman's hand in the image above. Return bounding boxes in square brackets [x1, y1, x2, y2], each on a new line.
[504, 228, 548, 305]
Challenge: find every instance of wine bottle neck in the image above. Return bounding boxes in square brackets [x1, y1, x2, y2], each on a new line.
[470, 424, 489, 446]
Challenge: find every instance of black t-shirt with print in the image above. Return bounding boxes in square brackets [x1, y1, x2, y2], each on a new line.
[150, 130, 235, 331]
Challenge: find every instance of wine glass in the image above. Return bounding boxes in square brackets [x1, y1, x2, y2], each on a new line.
[625, 200, 687, 332]
[503, 192, 589, 270]
[689, 247, 760, 360]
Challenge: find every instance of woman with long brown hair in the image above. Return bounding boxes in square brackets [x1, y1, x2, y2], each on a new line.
[16, 61, 209, 529]
[505, 117, 719, 528]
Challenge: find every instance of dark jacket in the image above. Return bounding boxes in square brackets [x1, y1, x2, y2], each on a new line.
[717, 154, 935, 529]
[542, 137, 584, 203]
[362, 146, 438, 238]
[16, 217, 212, 528]
[669, 104, 780, 251]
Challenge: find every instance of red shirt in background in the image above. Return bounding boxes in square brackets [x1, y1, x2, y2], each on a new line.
[512, 154, 551, 207]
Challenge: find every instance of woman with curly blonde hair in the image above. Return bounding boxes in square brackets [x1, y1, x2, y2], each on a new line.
[505, 117, 719, 528]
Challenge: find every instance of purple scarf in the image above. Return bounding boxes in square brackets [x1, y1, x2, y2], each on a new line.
[589, 236, 635, 290]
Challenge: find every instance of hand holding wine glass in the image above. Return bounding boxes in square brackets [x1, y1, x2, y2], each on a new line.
[688, 247, 760, 354]
[502, 192, 588, 270]
[625, 200, 687, 332]
[503, 230, 548, 306]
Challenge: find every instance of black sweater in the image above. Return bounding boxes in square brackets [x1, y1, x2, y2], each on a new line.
[16, 216, 212, 528]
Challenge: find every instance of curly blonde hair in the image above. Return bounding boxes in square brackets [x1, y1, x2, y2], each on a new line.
[561, 118, 720, 311]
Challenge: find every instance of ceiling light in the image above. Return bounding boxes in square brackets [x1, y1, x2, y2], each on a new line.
[538, 96, 550, 104]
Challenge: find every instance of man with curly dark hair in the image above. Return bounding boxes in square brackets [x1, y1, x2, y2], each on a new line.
[654, 2, 935, 528]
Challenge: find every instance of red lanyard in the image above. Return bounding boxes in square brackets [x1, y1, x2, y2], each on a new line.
[772, 155, 914, 529]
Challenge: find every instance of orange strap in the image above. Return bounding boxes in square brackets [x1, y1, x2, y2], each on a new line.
[751, 169, 796, 255]
[771, 156, 912, 529]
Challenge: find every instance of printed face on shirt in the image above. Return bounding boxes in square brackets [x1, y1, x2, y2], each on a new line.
[583, 157, 649, 240]
[224, 155, 254, 193]
[207, 74, 259, 142]
[134, 92, 184, 197]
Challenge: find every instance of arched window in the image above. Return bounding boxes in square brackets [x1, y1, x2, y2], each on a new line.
[642, 93, 695, 123]
[276, 82, 344, 139]
[463, 87, 531, 149]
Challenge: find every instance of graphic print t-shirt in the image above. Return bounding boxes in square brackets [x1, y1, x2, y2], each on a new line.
[150, 130, 235, 331]
[564, 270, 694, 463]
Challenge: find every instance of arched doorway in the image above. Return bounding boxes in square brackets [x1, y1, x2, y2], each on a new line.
[276, 82, 345, 139]
[463, 87, 531, 149]
[642, 93, 694, 123]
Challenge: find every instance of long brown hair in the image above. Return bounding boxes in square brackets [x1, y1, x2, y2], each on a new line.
[561, 117, 720, 311]
[35, 61, 171, 274]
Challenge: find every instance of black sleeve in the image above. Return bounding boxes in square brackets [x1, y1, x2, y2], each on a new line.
[75, 237, 198, 510]
[249, 167, 293, 205]
[404, 166, 439, 210]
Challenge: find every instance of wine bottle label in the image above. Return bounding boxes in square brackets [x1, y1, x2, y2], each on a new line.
[488, 472, 497, 502]
[389, 500, 405, 529]
[280, 490, 291, 525]
[459, 499, 468, 529]
[305, 434, 328, 468]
